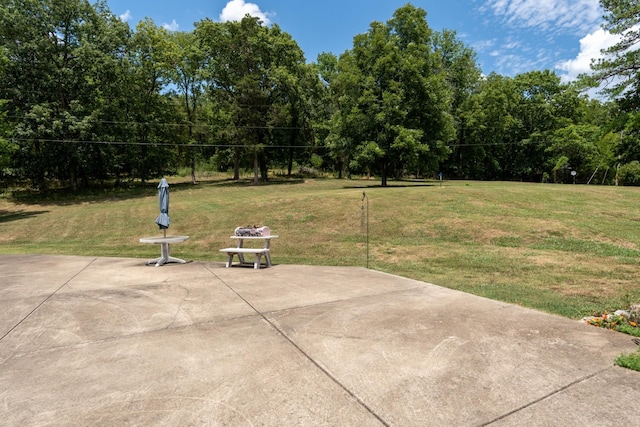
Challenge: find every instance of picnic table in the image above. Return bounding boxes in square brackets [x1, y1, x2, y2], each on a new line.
[219, 235, 278, 269]
[139, 235, 189, 267]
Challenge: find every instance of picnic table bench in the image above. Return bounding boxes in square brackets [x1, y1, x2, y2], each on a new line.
[219, 235, 278, 269]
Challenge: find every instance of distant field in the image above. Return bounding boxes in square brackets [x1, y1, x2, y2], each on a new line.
[2, 176, 640, 319]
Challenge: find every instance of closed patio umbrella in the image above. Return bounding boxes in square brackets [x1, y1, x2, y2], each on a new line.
[155, 178, 170, 237]
[140, 177, 188, 266]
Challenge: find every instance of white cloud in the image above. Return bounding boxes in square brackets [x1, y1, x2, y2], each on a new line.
[119, 10, 132, 22]
[484, 0, 602, 35]
[493, 51, 547, 76]
[219, 0, 272, 25]
[162, 19, 179, 31]
[472, 38, 496, 53]
[556, 28, 620, 82]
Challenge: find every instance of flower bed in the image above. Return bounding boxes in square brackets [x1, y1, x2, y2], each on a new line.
[582, 305, 640, 337]
[583, 305, 640, 372]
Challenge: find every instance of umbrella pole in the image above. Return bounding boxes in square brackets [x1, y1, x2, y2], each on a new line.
[163, 228, 166, 238]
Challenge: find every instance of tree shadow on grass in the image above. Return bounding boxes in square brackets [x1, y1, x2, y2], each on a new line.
[6, 176, 307, 205]
[342, 183, 437, 190]
[8, 182, 161, 206]
[0, 210, 50, 223]
[205, 177, 306, 188]
[341, 177, 441, 190]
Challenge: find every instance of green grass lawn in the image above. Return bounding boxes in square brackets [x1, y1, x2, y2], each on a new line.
[2, 175, 640, 320]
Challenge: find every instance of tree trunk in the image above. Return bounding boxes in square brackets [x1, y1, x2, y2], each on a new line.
[381, 159, 388, 187]
[233, 147, 240, 180]
[70, 166, 77, 192]
[190, 152, 197, 185]
[287, 108, 299, 176]
[189, 125, 197, 185]
[253, 150, 260, 185]
[260, 151, 268, 182]
[287, 146, 294, 176]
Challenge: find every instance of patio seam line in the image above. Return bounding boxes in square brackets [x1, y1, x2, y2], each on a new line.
[203, 264, 391, 427]
[479, 366, 612, 426]
[262, 284, 430, 314]
[0, 313, 271, 363]
[0, 257, 98, 343]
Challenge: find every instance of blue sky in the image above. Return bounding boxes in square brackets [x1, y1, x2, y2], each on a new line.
[105, 0, 617, 83]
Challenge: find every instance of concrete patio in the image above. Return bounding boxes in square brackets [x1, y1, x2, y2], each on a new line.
[1, 254, 639, 426]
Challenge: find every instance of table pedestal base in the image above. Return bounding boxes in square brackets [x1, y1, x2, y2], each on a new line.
[140, 236, 189, 267]
[146, 243, 186, 267]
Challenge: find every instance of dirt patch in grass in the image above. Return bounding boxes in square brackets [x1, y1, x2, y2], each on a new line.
[527, 253, 568, 267]
[550, 282, 620, 299]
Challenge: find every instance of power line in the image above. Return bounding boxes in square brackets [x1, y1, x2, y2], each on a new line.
[8, 136, 545, 149]
[9, 137, 327, 150]
[450, 140, 542, 147]
[4, 115, 312, 131]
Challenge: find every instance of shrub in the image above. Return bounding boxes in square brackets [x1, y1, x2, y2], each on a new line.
[618, 161, 640, 186]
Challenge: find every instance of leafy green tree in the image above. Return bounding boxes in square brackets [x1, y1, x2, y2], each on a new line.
[0, 49, 15, 175]
[166, 30, 207, 184]
[617, 112, 640, 163]
[546, 124, 600, 183]
[593, 130, 622, 184]
[588, 0, 640, 104]
[559, 96, 622, 184]
[448, 73, 522, 179]
[433, 29, 481, 114]
[122, 18, 180, 183]
[271, 61, 322, 177]
[508, 70, 566, 180]
[0, 0, 131, 190]
[329, 4, 454, 186]
[448, 70, 590, 182]
[433, 29, 482, 180]
[318, 52, 357, 178]
[551, 155, 569, 183]
[197, 16, 311, 183]
[0, 101, 16, 175]
[313, 53, 343, 176]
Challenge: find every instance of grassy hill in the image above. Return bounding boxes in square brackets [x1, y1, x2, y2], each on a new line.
[2, 176, 640, 319]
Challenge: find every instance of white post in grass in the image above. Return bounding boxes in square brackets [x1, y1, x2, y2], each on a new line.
[361, 191, 369, 269]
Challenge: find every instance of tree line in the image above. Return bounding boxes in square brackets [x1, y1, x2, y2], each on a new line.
[1, 0, 639, 190]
